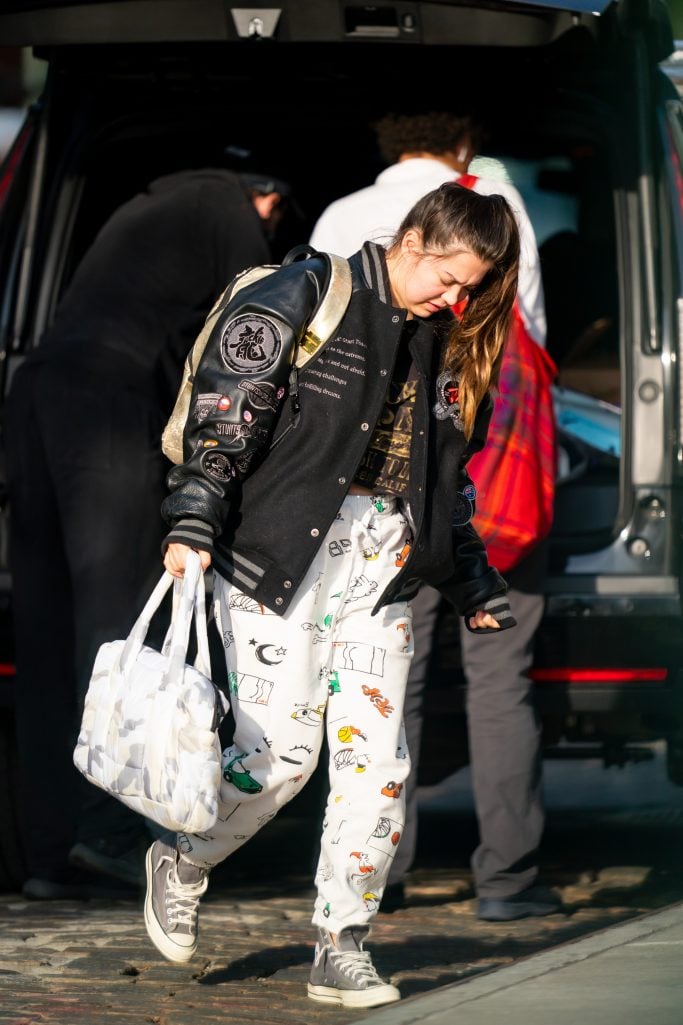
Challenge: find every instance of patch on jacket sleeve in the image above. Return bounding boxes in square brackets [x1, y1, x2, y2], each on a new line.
[220, 314, 283, 375]
[201, 450, 236, 482]
[452, 482, 476, 526]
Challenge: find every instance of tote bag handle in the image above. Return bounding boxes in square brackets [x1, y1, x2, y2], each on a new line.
[118, 551, 211, 680]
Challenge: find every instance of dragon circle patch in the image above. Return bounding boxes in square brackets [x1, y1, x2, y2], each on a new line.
[220, 315, 282, 375]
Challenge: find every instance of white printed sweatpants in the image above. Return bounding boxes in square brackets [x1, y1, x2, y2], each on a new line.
[178, 494, 414, 934]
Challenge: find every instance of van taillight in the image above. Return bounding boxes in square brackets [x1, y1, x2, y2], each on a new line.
[530, 668, 668, 683]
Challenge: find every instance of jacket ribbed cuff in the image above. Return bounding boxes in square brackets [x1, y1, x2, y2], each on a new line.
[162, 517, 215, 556]
[463, 595, 517, 633]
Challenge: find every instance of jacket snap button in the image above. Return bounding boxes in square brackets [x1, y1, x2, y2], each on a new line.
[361, 422, 369, 431]
[338, 476, 346, 485]
[275, 597, 284, 606]
[283, 580, 292, 589]
[392, 315, 400, 323]
[380, 369, 388, 376]
[310, 527, 319, 537]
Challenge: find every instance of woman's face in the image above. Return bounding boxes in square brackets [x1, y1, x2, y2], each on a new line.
[387, 229, 493, 319]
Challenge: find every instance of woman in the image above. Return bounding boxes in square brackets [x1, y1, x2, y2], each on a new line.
[144, 182, 520, 1009]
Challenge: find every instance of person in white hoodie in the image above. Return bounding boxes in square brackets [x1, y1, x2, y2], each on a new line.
[310, 111, 561, 922]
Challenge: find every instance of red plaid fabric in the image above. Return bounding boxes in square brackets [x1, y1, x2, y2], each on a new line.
[468, 306, 557, 571]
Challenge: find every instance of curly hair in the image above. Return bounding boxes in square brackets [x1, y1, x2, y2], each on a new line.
[388, 183, 520, 439]
[374, 111, 480, 165]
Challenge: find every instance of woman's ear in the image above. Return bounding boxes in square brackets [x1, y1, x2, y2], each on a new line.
[401, 228, 423, 257]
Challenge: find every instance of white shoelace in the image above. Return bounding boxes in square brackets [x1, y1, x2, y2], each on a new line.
[164, 862, 208, 929]
[330, 948, 382, 985]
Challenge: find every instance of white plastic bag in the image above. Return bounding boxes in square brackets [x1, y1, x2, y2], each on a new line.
[74, 551, 228, 834]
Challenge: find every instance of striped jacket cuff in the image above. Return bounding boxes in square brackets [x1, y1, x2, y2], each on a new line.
[162, 518, 215, 556]
[463, 595, 517, 633]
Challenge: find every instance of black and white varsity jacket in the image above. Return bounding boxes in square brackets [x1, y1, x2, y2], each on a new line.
[162, 242, 513, 628]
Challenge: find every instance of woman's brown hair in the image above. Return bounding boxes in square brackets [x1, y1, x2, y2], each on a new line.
[390, 183, 520, 439]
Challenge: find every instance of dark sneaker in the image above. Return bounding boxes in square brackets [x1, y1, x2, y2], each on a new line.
[477, 884, 562, 922]
[22, 869, 136, 901]
[69, 837, 145, 887]
[307, 926, 400, 1009]
[143, 838, 208, 963]
[381, 881, 406, 913]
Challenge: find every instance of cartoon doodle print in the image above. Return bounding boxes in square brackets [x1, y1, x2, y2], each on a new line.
[345, 575, 379, 603]
[316, 862, 334, 883]
[334, 641, 386, 677]
[220, 314, 282, 375]
[367, 816, 402, 857]
[331, 820, 347, 845]
[228, 593, 274, 615]
[433, 370, 465, 430]
[279, 743, 313, 765]
[395, 537, 412, 568]
[248, 638, 285, 665]
[362, 684, 395, 718]
[361, 523, 383, 561]
[349, 851, 376, 882]
[337, 724, 368, 743]
[396, 621, 411, 652]
[223, 753, 263, 794]
[223, 629, 235, 649]
[232, 672, 274, 705]
[333, 749, 371, 773]
[291, 702, 326, 727]
[327, 670, 341, 695]
[362, 891, 380, 912]
[381, 780, 403, 799]
[328, 538, 352, 558]
[177, 833, 194, 855]
[257, 810, 277, 827]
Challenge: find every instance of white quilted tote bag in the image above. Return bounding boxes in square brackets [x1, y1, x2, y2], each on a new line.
[74, 551, 229, 834]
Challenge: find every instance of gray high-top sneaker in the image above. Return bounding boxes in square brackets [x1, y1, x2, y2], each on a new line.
[144, 838, 208, 963]
[307, 926, 401, 1008]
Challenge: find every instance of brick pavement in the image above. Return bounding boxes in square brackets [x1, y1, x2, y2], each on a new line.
[2, 806, 677, 1025]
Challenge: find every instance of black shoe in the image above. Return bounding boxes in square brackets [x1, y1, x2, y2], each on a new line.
[22, 868, 137, 901]
[381, 881, 406, 913]
[69, 837, 146, 886]
[477, 885, 562, 922]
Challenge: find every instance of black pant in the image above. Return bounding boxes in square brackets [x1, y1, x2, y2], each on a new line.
[6, 360, 169, 878]
[389, 543, 546, 899]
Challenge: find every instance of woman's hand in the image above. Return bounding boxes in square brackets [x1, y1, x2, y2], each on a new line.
[468, 609, 501, 631]
[164, 542, 212, 578]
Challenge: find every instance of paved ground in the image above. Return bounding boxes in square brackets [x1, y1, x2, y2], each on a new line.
[2, 746, 683, 1025]
[351, 903, 683, 1025]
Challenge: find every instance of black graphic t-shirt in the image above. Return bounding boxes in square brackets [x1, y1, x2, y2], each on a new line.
[354, 327, 419, 496]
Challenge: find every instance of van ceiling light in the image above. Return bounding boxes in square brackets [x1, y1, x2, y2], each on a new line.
[231, 9, 281, 38]
[530, 668, 668, 683]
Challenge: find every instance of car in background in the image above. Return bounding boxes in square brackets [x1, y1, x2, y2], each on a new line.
[0, 0, 679, 887]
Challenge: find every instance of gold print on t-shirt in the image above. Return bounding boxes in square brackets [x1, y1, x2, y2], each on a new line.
[355, 359, 419, 496]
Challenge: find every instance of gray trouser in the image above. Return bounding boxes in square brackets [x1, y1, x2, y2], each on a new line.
[388, 545, 546, 898]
